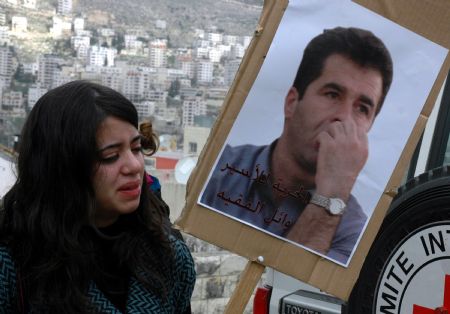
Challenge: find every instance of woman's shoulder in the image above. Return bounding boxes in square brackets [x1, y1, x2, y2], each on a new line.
[0, 245, 16, 267]
[0, 245, 17, 283]
[0, 245, 13, 262]
[169, 235, 192, 260]
[168, 235, 195, 276]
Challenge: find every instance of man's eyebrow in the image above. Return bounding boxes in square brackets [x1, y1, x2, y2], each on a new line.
[98, 135, 141, 152]
[322, 82, 344, 93]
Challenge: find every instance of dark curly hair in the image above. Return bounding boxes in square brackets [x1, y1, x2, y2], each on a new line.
[0, 80, 173, 313]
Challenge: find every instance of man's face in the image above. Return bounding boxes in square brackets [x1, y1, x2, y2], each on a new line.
[284, 54, 383, 174]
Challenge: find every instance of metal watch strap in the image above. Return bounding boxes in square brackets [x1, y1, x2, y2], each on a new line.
[310, 193, 346, 215]
[310, 193, 330, 209]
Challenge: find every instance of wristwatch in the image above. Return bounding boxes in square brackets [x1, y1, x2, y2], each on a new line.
[310, 193, 346, 215]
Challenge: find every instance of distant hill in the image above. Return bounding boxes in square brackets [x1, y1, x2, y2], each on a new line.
[74, 0, 263, 46]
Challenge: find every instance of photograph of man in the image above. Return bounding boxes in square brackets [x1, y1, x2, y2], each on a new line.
[200, 27, 393, 265]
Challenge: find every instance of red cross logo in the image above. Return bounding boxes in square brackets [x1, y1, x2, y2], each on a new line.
[413, 275, 450, 314]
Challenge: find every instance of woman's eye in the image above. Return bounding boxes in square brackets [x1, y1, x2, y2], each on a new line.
[100, 155, 119, 163]
[132, 146, 143, 154]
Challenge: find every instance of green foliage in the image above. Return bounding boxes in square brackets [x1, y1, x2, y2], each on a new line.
[168, 79, 181, 97]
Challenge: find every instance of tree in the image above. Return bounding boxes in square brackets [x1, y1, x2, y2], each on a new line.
[168, 79, 181, 97]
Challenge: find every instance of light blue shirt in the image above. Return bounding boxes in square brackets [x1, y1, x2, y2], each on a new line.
[200, 142, 367, 264]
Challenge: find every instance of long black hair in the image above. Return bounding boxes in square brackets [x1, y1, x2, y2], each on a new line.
[0, 80, 173, 313]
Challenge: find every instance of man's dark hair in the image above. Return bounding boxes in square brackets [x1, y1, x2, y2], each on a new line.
[293, 27, 393, 114]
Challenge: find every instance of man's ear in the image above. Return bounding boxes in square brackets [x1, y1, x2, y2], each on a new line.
[284, 87, 299, 118]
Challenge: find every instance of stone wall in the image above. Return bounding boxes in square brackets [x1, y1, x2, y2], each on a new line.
[183, 234, 264, 314]
[161, 180, 264, 313]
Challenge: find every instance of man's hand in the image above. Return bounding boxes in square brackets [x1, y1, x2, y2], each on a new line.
[286, 119, 368, 255]
[315, 119, 368, 201]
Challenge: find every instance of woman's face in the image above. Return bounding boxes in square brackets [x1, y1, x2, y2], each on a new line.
[92, 116, 145, 227]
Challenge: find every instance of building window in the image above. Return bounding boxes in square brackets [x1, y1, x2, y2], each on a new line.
[189, 142, 197, 153]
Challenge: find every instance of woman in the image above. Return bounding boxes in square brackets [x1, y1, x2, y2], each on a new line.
[0, 81, 195, 313]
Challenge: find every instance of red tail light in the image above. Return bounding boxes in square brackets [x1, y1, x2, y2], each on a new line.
[253, 285, 272, 314]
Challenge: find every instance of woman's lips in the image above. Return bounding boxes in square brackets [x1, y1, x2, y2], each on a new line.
[118, 181, 141, 197]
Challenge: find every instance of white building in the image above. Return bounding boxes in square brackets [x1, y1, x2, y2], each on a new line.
[207, 32, 223, 44]
[22, 0, 36, 9]
[224, 59, 242, 86]
[135, 100, 156, 119]
[57, 0, 72, 15]
[223, 35, 238, 45]
[195, 47, 209, 59]
[195, 39, 210, 48]
[155, 20, 166, 29]
[182, 99, 206, 126]
[167, 69, 186, 85]
[2, 91, 23, 113]
[71, 36, 90, 58]
[194, 29, 205, 39]
[37, 54, 62, 89]
[149, 39, 167, 68]
[0, 47, 14, 79]
[208, 47, 223, 63]
[124, 35, 138, 49]
[22, 62, 38, 75]
[88, 46, 116, 67]
[157, 107, 179, 123]
[11, 16, 27, 32]
[144, 90, 167, 105]
[27, 85, 48, 110]
[52, 65, 78, 88]
[100, 67, 123, 92]
[99, 28, 115, 37]
[181, 60, 195, 79]
[183, 126, 210, 155]
[0, 76, 10, 94]
[122, 68, 152, 101]
[50, 16, 72, 37]
[123, 34, 144, 54]
[0, 27, 10, 45]
[230, 43, 246, 59]
[196, 61, 213, 84]
[73, 17, 84, 31]
[75, 29, 91, 37]
[0, 12, 6, 26]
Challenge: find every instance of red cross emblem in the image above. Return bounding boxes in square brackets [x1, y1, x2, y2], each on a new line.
[413, 275, 450, 314]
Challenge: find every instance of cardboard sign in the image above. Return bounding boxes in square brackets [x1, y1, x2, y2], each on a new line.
[176, 0, 450, 300]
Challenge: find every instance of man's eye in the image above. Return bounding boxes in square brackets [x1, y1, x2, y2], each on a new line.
[358, 104, 370, 115]
[325, 91, 339, 99]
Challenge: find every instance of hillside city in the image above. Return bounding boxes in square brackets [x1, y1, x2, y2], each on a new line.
[0, 1, 263, 312]
[0, 0, 262, 175]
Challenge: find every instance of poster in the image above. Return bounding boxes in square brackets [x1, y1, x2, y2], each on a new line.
[197, 0, 448, 266]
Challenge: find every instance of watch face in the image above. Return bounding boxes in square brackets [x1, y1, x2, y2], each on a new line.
[329, 198, 346, 215]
